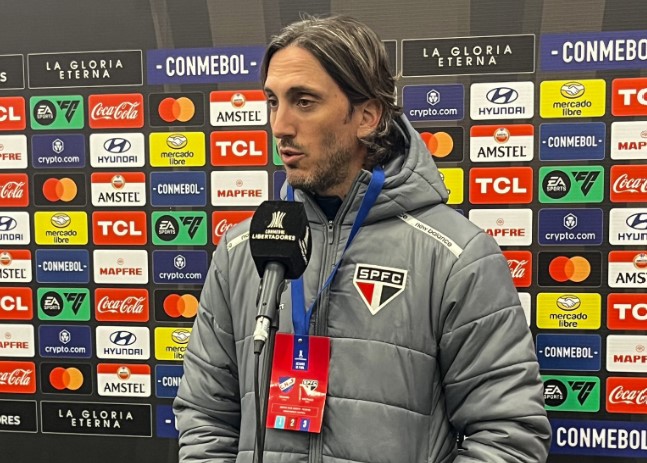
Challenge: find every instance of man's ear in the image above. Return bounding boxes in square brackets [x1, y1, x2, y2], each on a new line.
[356, 99, 382, 139]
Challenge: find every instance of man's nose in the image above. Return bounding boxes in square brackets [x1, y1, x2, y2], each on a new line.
[270, 104, 296, 139]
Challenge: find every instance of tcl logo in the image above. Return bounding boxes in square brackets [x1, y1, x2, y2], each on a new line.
[469, 167, 533, 204]
[88, 93, 144, 129]
[608, 294, 647, 330]
[0, 287, 32, 320]
[210, 130, 268, 166]
[607, 377, 647, 413]
[503, 250, 532, 287]
[92, 211, 147, 245]
[610, 165, 647, 202]
[212, 211, 253, 245]
[95, 288, 149, 322]
[0, 97, 25, 131]
[612, 78, 647, 116]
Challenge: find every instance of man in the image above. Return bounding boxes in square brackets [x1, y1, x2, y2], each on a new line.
[174, 15, 551, 463]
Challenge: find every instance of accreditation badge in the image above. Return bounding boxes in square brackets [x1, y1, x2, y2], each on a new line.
[266, 333, 330, 433]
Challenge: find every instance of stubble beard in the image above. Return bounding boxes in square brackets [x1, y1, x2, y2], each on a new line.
[285, 131, 355, 196]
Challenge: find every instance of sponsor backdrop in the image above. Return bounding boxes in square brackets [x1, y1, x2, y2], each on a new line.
[0, 0, 645, 461]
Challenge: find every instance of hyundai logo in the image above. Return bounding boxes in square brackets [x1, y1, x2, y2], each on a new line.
[486, 87, 518, 104]
[626, 212, 647, 231]
[0, 216, 17, 231]
[110, 330, 136, 346]
[104, 138, 131, 154]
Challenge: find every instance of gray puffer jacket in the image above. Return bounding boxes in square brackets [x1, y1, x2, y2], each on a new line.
[174, 116, 551, 463]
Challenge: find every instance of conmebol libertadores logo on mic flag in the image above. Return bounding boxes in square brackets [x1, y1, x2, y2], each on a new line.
[249, 201, 311, 279]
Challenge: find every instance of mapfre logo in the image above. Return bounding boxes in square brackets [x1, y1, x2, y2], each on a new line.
[608, 294, 647, 330]
[210, 170, 268, 206]
[210, 130, 268, 166]
[0, 361, 35, 393]
[502, 250, 532, 287]
[610, 121, 647, 160]
[95, 288, 149, 323]
[0, 135, 27, 168]
[469, 167, 533, 204]
[88, 93, 144, 129]
[92, 211, 147, 245]
[610, 165, 647, 202]
[0, 97, 25, 131]
[606, 377, 647, 413]
[0, 174, 28, 207]
[607, 335, 647, 373]
[212, 210, 253, 245]
[612, 77, 647, 116]
[468, 208, 532, 246]
[0, 287, 32, 320]
[93, 249, 148, 285]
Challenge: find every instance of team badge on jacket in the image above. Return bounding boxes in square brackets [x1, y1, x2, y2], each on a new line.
[353, 264, 408, 315]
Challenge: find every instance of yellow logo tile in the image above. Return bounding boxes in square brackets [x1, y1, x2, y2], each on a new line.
[536, 293, 601, 329]
[540, 79, 606, 118]
[154, 327, 192, 361]
[149, 132, 206, 167]
[34, 211, 88, 245]
[438, 168, 464, 205]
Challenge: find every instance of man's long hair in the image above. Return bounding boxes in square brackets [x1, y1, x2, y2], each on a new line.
[260, 15, 404, 168]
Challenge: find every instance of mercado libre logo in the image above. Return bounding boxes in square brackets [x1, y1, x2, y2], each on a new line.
[416, 127, 464, 162]
[29, 95, 84, 130]
[538, 252, 602, 287]
[148, 92, 204, 127]
[33, 173, 87, 206]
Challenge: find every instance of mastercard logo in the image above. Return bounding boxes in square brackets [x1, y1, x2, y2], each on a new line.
[49, 367, 84, 391]
[42, 177, 78, 202]
[548, 256, 591, 283]
[419, 131, 453, 158]
[158, 97, 195, 123]
[163, 293, 199, 318]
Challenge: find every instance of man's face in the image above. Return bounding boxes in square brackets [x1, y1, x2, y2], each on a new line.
[264, 45, 368, 198]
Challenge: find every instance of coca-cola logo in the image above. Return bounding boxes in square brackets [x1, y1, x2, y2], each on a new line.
[609, 385, 647, 405]
[613, 174, 647, 194]
[0, 181, 25, 198]
[0, 368, 32, 386]
[91, 102, 141, 121]
[508, 259, 528, 278]
[97, 296, 145, 314]
[214, 219, 234, 238]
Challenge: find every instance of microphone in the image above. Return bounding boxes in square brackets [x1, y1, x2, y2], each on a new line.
[249, 201, 311, 354]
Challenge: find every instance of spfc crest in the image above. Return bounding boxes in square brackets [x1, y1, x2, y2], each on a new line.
[353, 264, 407, 315]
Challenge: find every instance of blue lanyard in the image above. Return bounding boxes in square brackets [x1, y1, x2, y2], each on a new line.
[288, 167, 385, 336]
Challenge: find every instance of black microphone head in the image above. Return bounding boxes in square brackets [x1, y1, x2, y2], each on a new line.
[249, 201, 311, 279]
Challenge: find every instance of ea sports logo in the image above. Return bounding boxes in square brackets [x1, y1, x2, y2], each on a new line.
[158, 97, 195, 123]
[0, 216, 17, 231]
[110, 330, 136, 346]
[486, 87, 518, 104]
[34, 100, 56, 125]
[543, 170, 571, 199]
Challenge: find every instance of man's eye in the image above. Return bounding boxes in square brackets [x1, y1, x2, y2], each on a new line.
[296, 99, 313, 108]
[267, 99, 278, 109]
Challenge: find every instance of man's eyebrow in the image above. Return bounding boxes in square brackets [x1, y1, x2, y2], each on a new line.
[264, 85, 322, 99]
